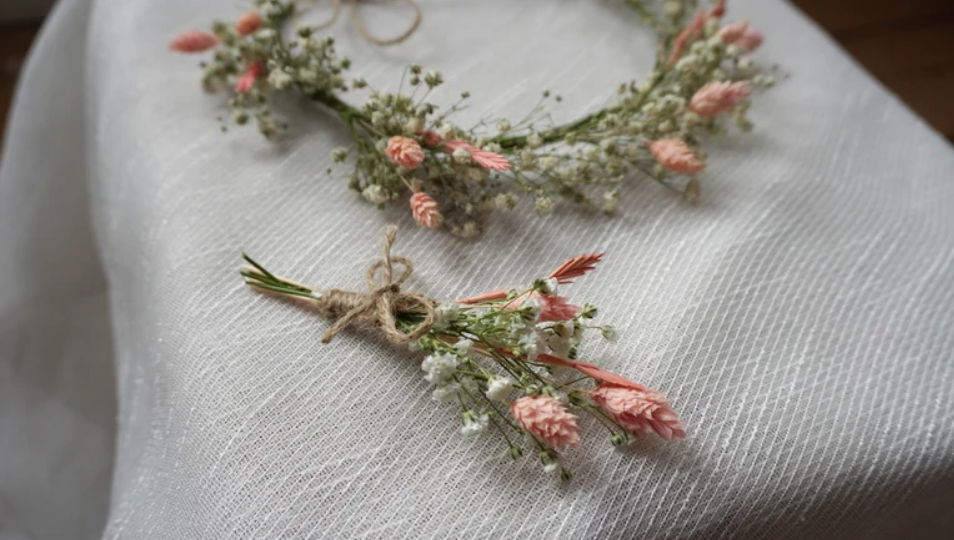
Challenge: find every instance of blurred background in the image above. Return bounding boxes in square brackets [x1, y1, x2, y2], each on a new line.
[1, 0, 952, 151]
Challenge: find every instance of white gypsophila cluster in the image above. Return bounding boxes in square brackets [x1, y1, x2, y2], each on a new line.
[433, 382, 461, 403]
[485, 377, 514, 402]
[421, 353, 459, 385]
[460, 413, 490, 437]
[433, 304, 460, 331]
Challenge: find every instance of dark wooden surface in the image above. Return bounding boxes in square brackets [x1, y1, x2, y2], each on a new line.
[1, 0, 953, 151]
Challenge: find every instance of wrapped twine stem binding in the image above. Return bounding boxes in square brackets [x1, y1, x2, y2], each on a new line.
[242, 225, 435, 344]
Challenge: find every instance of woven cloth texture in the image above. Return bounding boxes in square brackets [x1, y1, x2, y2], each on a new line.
[1, 0, 953, 538]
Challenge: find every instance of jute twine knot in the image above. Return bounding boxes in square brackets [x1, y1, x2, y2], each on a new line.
[316, 225, 435, 344]
[297, 0, 422, 47]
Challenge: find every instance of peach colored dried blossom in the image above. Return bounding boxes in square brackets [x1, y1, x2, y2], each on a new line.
[410, 192, 443, 229]
[444, 140, 511, 171]
[169, 30, 219, 53]
[235, 62, 266, 94]
[737, 27, 764, 52]
[236, 11, 263, 36]
[457, 289, 508, 304]
[537, 354, 647, 391]
[472, 150, 510, 171]
[548, 253, 604, 284]
[648, 139, 705, 175]
[591, 383, 686, 441]
[668, 10, 707, 65]
[510, 396, 581, 450]
[385, 136, 425, 169]
[689, 81, 751, 117]
[717, 20, 750, 45]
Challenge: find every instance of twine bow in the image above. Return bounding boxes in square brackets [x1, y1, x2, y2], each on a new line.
[297, 0, 422, 47]
[315, 225, 435, 344]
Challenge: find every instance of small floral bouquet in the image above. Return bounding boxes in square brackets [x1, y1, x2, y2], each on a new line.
[242, 226, 684, 480]
[172, 0, 774, 235]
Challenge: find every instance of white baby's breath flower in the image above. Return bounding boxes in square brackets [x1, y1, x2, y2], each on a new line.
[405, 117, 424, 133]
[527, 133, 543, 148]
[543, 462, 559, 474]
[421, 353, 459, 385]
[267, 68, 293, 90]
[454, 338, 473, 357]
[535, 196, 553, 213]
[439, 122, 456, 138]
[434, 304, 460, 330]
[452, 147, 471, 164]
[495, 193, 516, 210]
[362, 185, 388, 204]
[485, 377, 514, 401]
[433, 382, 461, 403]
[538, 156, 557, 172]
[461, 413, 489, 437]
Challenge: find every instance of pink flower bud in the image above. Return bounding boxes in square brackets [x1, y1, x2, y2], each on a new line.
[717, 20, 750, 45]
[409, 192, 443, 229]
[591, 383, 686, 441]
[510, 396, 581, 450]
[444, 140, 511, 171]
[737, 27, 764, 52]
[235, 62, 265, 94]
[506, 292, 581, 322]
[169, 30, 218, 53]
[689, 81, 751, 117]
[648, 139, 705, 175]
[385, 136, 425, 169]
[236, 11, 263, 37]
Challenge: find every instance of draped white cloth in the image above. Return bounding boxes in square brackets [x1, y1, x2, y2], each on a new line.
[2, 0, 954, 538]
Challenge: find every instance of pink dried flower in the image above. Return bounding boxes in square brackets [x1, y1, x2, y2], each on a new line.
[548, 253, 604, 284]
[648, 139, 705, 175]
[385, 136, 425, 169]
[235, 62, 265, 94]
[471, 150, 511, 171]
[717, 20, 750, 45]
[711, 0, 726, 18]
[169, 30, 219, 53]
[737, 27, 764, 52]
[689, 81, 751, 117]
[456, 289, 508, 304]
[236, 11, 263, 36]
[506, 292, 581, 322]
[444, 140, 511, 171]
[668, 10, 707, 65]
[537, 354, 648, 391]
[591, 383, 686, 441]
[418, 130, 443, 147]
[510, 396, 581, 450]
[410, 192, 443, 229]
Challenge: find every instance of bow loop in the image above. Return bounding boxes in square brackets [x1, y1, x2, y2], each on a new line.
[318, 226, 435, 344]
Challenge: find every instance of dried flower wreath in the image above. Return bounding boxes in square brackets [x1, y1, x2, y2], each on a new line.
[172, 0, 773, 235]
[242, 226, 685, 480]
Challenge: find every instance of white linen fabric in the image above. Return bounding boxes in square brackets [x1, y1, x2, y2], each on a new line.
[2, 0, 954, 538]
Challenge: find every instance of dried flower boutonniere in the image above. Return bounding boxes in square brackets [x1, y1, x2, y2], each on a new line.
[173, 0, 773, 235]
[241, 226, 685, 481]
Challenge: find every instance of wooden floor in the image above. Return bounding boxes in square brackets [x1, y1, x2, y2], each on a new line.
[0, 0, 952, 150]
